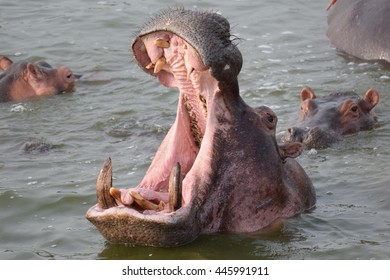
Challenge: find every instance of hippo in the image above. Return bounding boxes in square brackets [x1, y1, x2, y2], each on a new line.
[0, 55, 75, 102]
[282, 87, 380, 149]
[23, 142, 55, 154]
[86, 8, 316, 247]
[326, 0, 390, 63]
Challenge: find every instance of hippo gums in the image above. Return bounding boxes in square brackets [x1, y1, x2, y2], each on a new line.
[282, 87, 380, 149]
[0, 55, 75, 102]
[86, 8, 316, 247]
[326, 0, 390, 63]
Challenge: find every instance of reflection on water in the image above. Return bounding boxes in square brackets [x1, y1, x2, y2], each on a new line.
[0, 0, 389, 260]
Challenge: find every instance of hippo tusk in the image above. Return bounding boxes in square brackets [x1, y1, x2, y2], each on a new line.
[154, 56, 166, 74]
[168, 162, 182, 212]
[96, 157, 118, 209]
[130, 191, 164, 211]
[154, 39, 170, 49]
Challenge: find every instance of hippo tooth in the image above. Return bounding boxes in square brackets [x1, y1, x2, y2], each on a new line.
[145, 62, 155, 70]
[154, 56, 166, 74]
[158, 201, 165, 211]
[96, 157, 118, 209]
[109, 187, 122, 204]
[130, 191, 161, 211]
[154, 39, 170, 48]
[168, 162, 182, 212]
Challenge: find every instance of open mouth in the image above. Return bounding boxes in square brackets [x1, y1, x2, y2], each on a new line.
[86, 20, 227, 246]
[94, 30, 220, 216]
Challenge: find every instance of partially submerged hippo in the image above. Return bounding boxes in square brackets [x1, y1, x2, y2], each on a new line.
[326, 0, 390, 63]
[86, 8, 316, 247]
[0, 55, 75, 102]
[282, 87, 379, 149]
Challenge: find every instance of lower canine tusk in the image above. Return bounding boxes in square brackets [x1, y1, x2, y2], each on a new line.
[96, 157, 118, 209]
[168, 162, 182, 212]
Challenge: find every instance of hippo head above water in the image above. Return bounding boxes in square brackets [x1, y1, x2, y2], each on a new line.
[0, 55, 75, 102]
[86, 8, 316, 247]
[282, 87, 380, 149]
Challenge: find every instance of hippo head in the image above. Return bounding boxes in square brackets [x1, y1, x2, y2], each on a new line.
[282, 87, 379, 149]
[0, 57, 75, 102]
[25, 61, 75, 96]
[86, 8, 316, 247]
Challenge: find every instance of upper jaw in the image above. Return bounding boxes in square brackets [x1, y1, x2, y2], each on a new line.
[131, 8, 242, 84]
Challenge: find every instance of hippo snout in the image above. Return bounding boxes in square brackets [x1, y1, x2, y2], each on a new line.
[284, 127, 307, 143]
[58, 66, 75, 91]
[283, 126, 341, 149]
[65, 70, 74, 81]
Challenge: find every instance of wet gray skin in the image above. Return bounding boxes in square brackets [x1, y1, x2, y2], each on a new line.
[0, 56, 75, 102]
[327, 0, 390, 63]
[86, 8, 316, 247]
[282, 87, 380, 149]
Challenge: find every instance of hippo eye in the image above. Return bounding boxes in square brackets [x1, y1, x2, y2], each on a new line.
[264, 112, 277, 130]
[351, 105, 358, 113]
[267, 113, 274, 123]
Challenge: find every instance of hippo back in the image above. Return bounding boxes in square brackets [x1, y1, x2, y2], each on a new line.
[327, 0, 390, 63]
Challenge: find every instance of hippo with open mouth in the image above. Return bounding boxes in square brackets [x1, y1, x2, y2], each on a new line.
[326, 0, 390, 63]
[86, 8, 316, 247]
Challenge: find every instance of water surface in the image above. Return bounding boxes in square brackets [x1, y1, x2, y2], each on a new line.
[1, 0, 389, 259]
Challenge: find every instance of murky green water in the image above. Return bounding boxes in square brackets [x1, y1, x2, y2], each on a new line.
[0, 0, 389, 260]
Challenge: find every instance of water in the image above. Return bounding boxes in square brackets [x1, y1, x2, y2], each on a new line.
[1, 0, 389, 260]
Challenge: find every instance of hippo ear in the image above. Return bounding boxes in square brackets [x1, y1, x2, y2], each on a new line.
[279, 142, 303, 161]
[300, 87, 316, 101]
[362, 88, 379, 111]
[27, 63, 43, 80]
[0, 56, 13, 71]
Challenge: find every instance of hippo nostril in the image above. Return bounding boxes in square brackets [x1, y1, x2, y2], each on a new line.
[288, 128, 293, 134]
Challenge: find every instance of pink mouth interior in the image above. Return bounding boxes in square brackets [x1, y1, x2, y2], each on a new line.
[122, 31, 219, 211]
